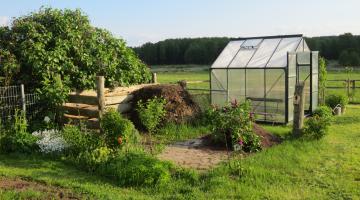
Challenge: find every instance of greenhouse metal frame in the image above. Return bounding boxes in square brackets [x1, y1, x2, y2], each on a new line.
[210, 34, 318, 124]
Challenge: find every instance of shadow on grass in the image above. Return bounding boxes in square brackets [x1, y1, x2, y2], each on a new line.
[0, 153, 120, 189]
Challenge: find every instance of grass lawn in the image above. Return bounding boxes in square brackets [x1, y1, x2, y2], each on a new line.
[1, 105, 359, 199]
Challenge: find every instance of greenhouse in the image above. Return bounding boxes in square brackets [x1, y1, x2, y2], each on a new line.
[210, 35, 318, 123]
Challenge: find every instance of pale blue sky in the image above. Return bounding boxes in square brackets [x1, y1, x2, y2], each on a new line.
[0, 0, 359, 46]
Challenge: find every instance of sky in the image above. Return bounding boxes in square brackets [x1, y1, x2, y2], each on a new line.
[0, 0, 359, 47]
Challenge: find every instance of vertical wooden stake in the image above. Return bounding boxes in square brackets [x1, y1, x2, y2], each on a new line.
[20, 84, 26, 113]
[293, 81, 306, 136]
[96, 76, 105, 123]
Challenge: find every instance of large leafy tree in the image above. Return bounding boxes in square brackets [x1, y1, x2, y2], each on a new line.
[0, 7, 151, 108]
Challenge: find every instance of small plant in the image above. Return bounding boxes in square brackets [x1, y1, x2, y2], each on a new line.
[319, 57, 327, 105]
[325, 94, 348, 110]
[62, 125, 104, 155]
[136, 97, 166, 153]
[101, 108, 140, 149]
[205, 100, 261, 153]
[0, 110, 37, 153]
[303, 106, 333, 140]
[99, 151, 172, 187]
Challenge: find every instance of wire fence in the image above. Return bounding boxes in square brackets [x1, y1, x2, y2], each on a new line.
[0, 84, 40, 123]
[326, 79, 360, 103]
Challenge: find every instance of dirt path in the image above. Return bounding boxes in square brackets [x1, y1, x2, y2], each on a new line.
[0, 177, 80, 199]
[157, 138, 229, 171]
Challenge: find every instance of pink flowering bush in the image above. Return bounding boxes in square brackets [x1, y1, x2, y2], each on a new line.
[205, 100, 261, 152]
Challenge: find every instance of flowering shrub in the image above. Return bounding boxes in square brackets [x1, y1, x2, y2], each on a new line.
[205, 100, 261, 152]
[101, 109, 140, 149]
[32, 129, 68, 154]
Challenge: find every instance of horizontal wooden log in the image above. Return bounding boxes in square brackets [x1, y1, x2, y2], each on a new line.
[106, 103, 132, 113]
[68, 94, 98, 105]
[105, 94, 134, 105]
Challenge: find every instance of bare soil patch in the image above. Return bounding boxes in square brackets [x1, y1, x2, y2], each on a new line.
[158, 124, 281, 170]
[0, 177, 80, 199]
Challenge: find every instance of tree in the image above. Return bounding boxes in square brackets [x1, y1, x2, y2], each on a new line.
[0, 7, 151, 112]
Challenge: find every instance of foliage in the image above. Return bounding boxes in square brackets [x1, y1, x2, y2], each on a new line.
[205, 100, 261, 152]
[101, 108, 140, 148]
[339, 49, 360, 66]
[303, 106, 333, 140]
[136, 97, 167, 133]
[312, 106, 333, 119]
[319, 57, 327, 105]
[325, 94, 348, 109]
[0, 110, 37, 153]
[0, 7, 151, 112]
[32, 129, 68, 154]
[62, 125, 104, 155]
[99, 151, 172, 187]
[136, 33, 360, 66]
[134, 37, 229, 65]
[0, 49, 19, 86]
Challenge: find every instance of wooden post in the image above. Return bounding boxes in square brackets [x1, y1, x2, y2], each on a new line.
[96, 76, 105, 120]
[20, 84, 26, 113]
[152, 73, 157, 84]
[293, 81, 306, 136]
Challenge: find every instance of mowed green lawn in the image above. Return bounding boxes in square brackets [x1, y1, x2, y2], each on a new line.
[1, 105, 359, 199]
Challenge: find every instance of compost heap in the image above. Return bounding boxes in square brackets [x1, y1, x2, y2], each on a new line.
[131, 84, 200, 127]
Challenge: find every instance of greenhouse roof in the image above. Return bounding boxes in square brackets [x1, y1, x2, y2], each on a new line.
[211, 34, 309, 68]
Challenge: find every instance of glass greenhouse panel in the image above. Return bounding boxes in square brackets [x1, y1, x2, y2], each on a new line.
[211, 69, 227, 91]
[265, 69, 286, 122]
[228, 69, 245, 102]
[229, 39, 263, 68]
[312, 91, 318, 111]
[297, 52, 311, 65]
[246, 69, 265, 119]
[212, 40, 244, 68]
[267, 37, 302, 67]
[298, 65, 311, 111]
[211, 91, 227, 106]
[247, 38, 281, 68]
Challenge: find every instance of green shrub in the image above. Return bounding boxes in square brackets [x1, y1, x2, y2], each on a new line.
[303, 106, 333, 140]
[313, 106, 333, 118]
[136, 97, 167, 133]
[0, 110, 37, 153]
[101, 109, 140, 149]
[205, 100, 261, 152]
[78, 146, 114, 171]
[326, 94, 348, 109]
[100, 151, 172, 187]
[62, 125, 104, 155]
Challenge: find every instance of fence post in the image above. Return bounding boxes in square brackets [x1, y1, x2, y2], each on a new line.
[20, 84, 26, 113]
[96, 76, 105, 121]
[293, 81, 306, 137]
[152, 73, 157, 84]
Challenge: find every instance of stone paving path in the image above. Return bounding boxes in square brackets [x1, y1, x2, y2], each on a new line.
[157, 138, 229, 171]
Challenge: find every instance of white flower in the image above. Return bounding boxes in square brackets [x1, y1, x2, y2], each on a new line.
[32, 129, 68, 154]
[44, 116, 51, 123]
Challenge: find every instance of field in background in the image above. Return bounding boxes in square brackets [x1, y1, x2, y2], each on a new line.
[153, 65, 360, 103]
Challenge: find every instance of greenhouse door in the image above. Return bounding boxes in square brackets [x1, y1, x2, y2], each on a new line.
[296, 52, 311, 113]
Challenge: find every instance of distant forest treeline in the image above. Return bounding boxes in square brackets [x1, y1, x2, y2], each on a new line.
[133, 33, 360, 67]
